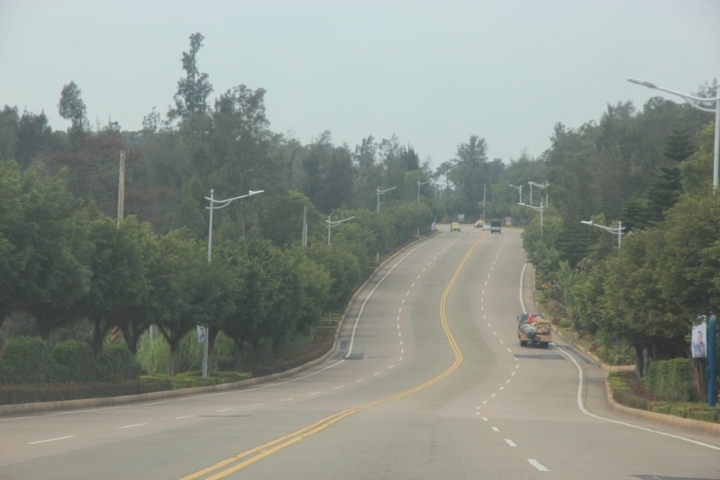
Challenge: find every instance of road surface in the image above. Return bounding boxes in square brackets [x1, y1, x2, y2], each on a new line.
[0, 226, 718, 479]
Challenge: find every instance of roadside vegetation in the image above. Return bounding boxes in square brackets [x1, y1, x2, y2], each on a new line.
[0, 32, 717, 411]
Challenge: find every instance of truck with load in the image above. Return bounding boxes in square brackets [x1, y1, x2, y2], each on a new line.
[517, 313, 552, 348]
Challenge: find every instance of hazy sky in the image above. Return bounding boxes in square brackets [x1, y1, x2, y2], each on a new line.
[1, 0, 719, 169]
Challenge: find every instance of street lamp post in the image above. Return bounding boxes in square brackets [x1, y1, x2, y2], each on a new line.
[203, 188, 263, 378]
[628, 78, 720, 191]
[376, 186, 396, 212]
[519, 201, 544, 236]
[581, 219, 624, 250]
[326, 215, 355, 245]
[509, 184, 523, 204]
[529, 182, 549, 209]
[206, 188, 265, 263]
[417, 180, 431, 203]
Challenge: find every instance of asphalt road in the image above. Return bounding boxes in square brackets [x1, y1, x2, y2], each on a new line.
[0, 226, 718, 479]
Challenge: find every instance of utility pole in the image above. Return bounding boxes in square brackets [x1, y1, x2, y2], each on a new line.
[302, 206, 308, 247]
[117, 150, 125, 227]
[483, 183, 486, 220]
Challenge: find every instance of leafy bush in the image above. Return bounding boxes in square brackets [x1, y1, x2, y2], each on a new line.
[643, 358, 695, 402]
[142, 371, 251, 390]
[97, 343, 141, 381]
[1, 336, 62, 384]
[595, 341, 634, 366]
[0, 363, 16, 385]
[52, 340, 97, 382]
[558, 318, 573, 329]
[135, 330, 170, 374]
[212, 333, 237, 372]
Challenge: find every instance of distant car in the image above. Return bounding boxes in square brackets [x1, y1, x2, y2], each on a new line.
[482, 222, 491, 231]
[451, 222, 461, 232]
[490, 219, 502, 234]
[475, 220, 484, 229]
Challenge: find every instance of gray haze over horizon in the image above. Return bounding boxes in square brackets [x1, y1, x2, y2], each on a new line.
[1, 0, 719, 169]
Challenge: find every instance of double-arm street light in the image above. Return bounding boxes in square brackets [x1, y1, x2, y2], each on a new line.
[581, 219, 624, 251]
[417, 180, 432, 203]
[519, 201, 544, 236]
[376, 186, 396, 212]
[327, 215, 355, 245]
[509, 184, 523, 204]
[628, 78, 720, 191]
[206, 188, 264, 263]
[529, 181, 549, 208]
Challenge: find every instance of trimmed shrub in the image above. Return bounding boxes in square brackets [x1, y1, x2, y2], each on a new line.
[97, 343, 141, 382]
[643, 358, 695, 402]
[52, 340, 97, 382]
[1, 336, 62, 384]
[0, 363, 16, 385]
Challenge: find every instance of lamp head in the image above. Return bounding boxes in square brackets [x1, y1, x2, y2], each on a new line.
[627, 78, 657, 89]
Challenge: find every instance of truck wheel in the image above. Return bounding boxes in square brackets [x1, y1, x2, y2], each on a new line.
[541, 342, 549, 348]
[520, 340, 527, 347]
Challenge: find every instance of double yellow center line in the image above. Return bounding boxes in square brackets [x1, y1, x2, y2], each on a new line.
[181, 237, 483, 480]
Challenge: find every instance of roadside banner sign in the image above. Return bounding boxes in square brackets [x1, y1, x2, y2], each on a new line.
[692, 322, 707, 358]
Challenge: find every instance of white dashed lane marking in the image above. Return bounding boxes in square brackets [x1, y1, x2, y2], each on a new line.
[28, 436, 74, 445]
[529, 459, 551, 472]
[119, 423, 146, 429]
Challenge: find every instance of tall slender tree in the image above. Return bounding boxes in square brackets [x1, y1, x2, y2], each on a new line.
[168, 32, 214, 122]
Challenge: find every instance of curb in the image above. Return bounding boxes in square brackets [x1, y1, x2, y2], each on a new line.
[0, 232, 440, 418]
[604, 378, 720, 436]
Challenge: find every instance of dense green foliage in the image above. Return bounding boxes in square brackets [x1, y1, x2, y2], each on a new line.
[0, 336, 141, 385]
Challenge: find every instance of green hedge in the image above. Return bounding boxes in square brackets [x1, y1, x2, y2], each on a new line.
[97, 343, 141, 382]
[143, 371, 252, 390]
[0, 336, 142, 385]
[609, 372, 720, 424]
[52, 340, 98, 382]
[1, 337, 63, 384]
[642, 358, 695, 402]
